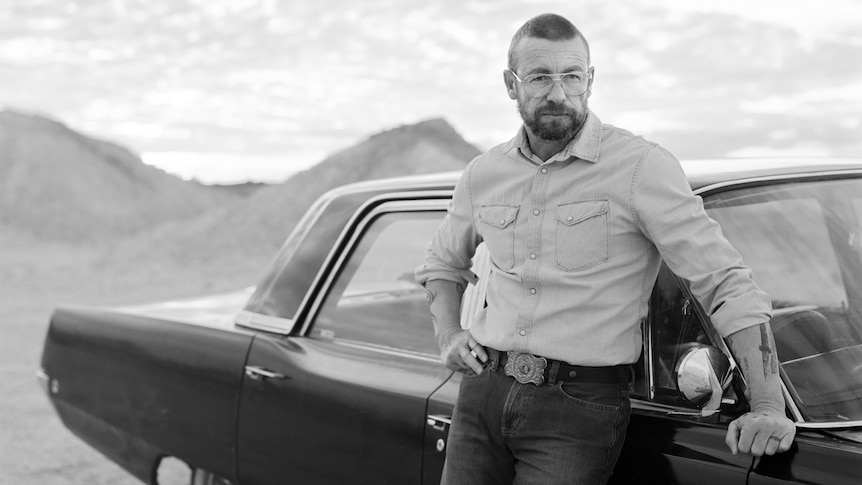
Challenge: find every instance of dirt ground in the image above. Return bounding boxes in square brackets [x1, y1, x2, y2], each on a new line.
[0, 238, 263, 484]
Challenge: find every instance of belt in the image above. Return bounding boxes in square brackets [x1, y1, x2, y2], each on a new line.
[486, 349, 631, 386]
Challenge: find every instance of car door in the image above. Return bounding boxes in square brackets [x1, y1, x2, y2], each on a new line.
[236, 200, 455, 485]
[609, 264, 754, 485]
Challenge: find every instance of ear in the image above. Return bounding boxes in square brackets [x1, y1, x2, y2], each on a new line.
[585, 66, 595, 97]
[503, 70, 518, 100]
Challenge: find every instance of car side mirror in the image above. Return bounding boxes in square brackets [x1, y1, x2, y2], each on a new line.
[675, 345, 733, 416]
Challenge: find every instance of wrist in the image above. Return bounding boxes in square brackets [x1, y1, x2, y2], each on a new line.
[436, 325, 462, 349]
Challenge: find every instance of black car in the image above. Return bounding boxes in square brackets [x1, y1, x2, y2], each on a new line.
[39, 158, 862, 484]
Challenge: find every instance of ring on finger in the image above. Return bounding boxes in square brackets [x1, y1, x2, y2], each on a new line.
[768, 436, 781, 442]
[470, 350, 478, 359]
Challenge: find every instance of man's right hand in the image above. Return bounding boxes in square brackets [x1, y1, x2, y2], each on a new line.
[439, 328, 488, 375]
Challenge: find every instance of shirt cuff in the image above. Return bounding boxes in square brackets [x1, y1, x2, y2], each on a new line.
[710, 289, 773, 338]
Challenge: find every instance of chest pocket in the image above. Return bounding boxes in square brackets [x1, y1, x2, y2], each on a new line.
[555, 200, 609, 271]
[479, 204, 519, 271]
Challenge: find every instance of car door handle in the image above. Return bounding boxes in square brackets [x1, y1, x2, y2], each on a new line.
[426, 414, 452, 431]
[244, 366, 287, 381]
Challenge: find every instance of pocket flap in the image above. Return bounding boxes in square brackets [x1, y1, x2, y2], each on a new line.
[556, 201, 608, 226]
[480, 205, 519, 229]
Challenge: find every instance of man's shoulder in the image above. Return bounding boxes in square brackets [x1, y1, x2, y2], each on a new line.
[600, 122, 658, 149]
[599, 122, 676, 163]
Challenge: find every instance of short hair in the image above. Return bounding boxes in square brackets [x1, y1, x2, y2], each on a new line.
[507, 13, 590, 71]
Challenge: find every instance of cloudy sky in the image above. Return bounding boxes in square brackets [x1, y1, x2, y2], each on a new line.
[3, 0, 862, 183]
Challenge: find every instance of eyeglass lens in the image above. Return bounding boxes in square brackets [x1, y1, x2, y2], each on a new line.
[523, 74, 588, 97]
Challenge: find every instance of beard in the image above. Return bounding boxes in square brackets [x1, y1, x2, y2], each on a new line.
[519, 100, 588, 142]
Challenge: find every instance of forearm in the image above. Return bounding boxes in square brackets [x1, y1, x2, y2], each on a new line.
[423, 279, 465, 348]
[726, 322, 785, 413]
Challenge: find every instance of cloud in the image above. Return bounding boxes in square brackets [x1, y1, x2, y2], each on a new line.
[1, 0, 860, 183]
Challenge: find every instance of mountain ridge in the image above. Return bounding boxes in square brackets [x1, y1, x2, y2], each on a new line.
[0, 109, 234, 241]
[2, 109, 481, 283]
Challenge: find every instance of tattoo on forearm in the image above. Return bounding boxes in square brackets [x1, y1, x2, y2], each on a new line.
[758, 324, 779, 379]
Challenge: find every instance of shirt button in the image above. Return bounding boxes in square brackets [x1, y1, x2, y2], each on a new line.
[529, 253, 537, 259]
[541, 168, 548, 174]
[567, 216, 574, 222]
[530, 288, 537, 294]
[532, 209, 540, 216]
[519, 329, 527, 336]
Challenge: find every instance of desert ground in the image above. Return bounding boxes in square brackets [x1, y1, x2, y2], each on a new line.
[0, 235, 263, 484]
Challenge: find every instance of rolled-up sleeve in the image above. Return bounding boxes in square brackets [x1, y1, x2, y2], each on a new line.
[633, 146, 772, 337]
[414, 163, 481, 287]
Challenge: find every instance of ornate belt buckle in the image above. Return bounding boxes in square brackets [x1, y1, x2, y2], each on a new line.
[504, 351, 547, 386]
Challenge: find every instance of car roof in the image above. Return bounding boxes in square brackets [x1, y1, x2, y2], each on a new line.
[680, 158, 862, 190]
[334, 158, 862, 196]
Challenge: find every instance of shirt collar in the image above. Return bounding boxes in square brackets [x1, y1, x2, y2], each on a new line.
[502, 110, 603, 164]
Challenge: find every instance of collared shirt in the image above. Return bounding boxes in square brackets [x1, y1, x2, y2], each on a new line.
[414, 111, 771, 365]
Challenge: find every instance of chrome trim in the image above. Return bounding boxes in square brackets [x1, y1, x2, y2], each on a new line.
[324, 338, 443, 364]
[692, 168, 862, 196]
[644, 315, 656, 401]
[299, 195, 452, 336]
[795, 420, 862, 430]
[35, 369, 49, 394]
[427, 414, 452, 431]
[783, 380, 806, 423]
[244, 366, 287, 380]
[235, 310, 292, 335]
[631, 399, 712, 416]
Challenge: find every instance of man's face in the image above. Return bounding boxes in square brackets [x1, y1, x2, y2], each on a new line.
[508, 37, 593, 142]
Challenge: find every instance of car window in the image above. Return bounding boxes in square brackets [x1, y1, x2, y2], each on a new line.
[310, 210, 445, 355]
[704, 179, 862, 423]
[708, 193, 846, 307]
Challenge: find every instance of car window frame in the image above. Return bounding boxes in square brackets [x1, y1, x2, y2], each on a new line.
[695, 171, 862, 429]
[236, 190, 453, 335]
[299, 198, 485, 362]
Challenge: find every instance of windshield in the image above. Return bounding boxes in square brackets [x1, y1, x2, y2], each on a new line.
[704, 176, 862, 424]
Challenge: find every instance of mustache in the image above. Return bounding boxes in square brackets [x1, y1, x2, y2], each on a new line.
[537, 107, 575, 116]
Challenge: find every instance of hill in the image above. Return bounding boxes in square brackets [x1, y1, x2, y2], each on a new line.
[0, 110, 234, 241]
[106, 118, 480, 282]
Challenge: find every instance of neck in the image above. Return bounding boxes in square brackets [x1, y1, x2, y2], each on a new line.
[524, 129, 576, 162]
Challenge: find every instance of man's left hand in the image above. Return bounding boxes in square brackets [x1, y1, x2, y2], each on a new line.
[725, 409, 795, 456]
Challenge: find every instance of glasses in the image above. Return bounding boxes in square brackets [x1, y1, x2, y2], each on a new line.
[510, 70, 591, 98]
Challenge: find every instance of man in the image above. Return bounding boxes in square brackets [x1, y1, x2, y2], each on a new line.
[414, 13, 796, 485]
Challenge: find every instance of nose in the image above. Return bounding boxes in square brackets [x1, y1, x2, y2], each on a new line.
[546, 80, 567, 103]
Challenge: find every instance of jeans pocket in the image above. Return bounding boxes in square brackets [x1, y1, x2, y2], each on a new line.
[555, 200, 609, 271]
[479, 204, 519, 271]
[554, 381, 624, 412]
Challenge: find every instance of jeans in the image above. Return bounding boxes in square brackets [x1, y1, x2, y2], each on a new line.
[441, 363, 631, 485]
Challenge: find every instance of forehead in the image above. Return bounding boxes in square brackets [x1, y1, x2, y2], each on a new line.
[513, 36, 589, 74]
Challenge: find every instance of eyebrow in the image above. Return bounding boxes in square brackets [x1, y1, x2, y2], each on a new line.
[524, 65, 586, 76]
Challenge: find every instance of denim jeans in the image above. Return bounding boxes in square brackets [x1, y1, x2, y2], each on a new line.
[441, 364, 631, 485]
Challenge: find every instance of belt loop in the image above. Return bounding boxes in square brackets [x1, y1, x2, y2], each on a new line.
[547, 361, 561, 385]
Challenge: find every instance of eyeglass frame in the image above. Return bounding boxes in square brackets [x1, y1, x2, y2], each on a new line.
[508, 69, 593, 98]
